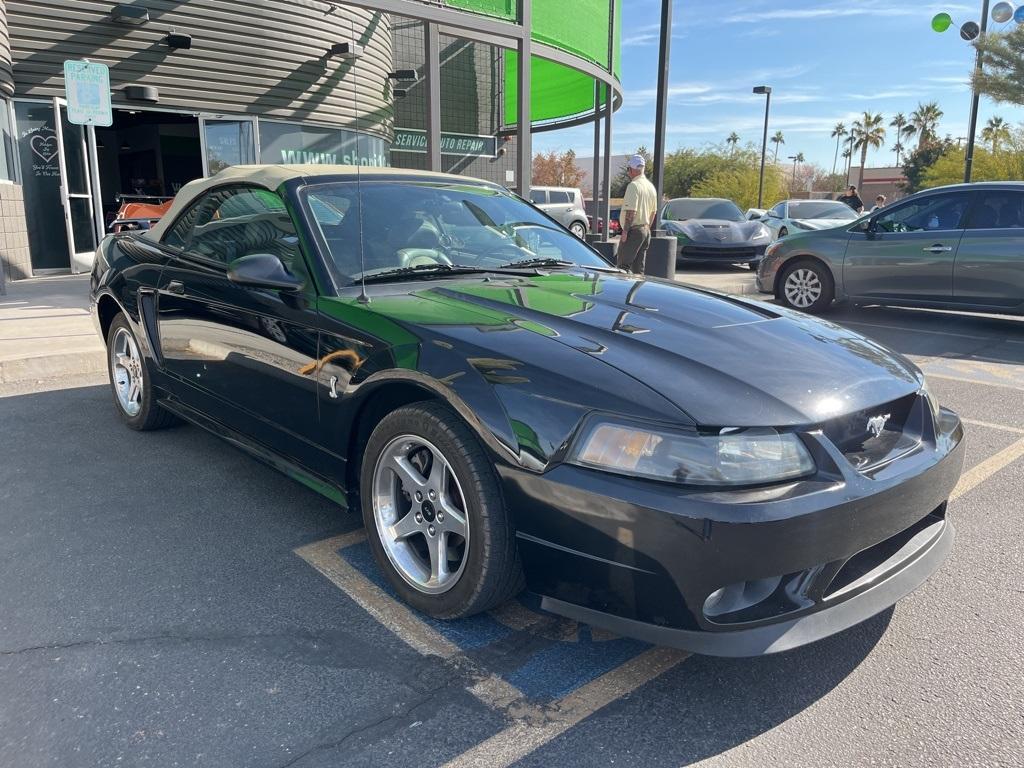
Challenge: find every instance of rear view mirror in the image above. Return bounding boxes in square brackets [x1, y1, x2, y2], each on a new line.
[227, 253, 304, 292]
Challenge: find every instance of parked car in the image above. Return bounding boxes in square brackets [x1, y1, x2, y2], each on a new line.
[760, 199, 861, 240]
[529, 186, 589, 238]
[91, 164, 964, 656]
[757, 181, 1024, 314]
[588, 207, 622, 238]
[661, 197, 773, 266]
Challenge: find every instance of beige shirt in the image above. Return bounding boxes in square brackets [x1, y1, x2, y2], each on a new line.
[622, 174, 657, 229]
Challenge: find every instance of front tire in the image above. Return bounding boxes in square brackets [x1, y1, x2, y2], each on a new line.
[106, 313, 177, 430]
[778, 227, 789, 238]
[360, 401, 523, 619]
[569, 221, 587, 239]
[777, 259, 835, 313]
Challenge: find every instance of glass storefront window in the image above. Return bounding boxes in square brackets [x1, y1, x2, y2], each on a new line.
[258, 119, 388, 167]
[202, 119, 256, 174]
[0, 100, 15, 181]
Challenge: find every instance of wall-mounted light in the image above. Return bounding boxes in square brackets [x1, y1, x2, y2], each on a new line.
[124, 84, 159, 102]
[111, 4, 149, 24]
[387, 69, 418, 81]
[164, 32, 192, 50]
[329, 42, 364, 59]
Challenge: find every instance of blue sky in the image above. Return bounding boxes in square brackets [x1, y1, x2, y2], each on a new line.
[533, 0, 1024, 170]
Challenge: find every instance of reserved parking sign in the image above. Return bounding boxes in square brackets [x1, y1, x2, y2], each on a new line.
[63, 59, 112, 126]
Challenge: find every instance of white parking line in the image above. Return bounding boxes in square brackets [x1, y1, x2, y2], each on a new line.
[440, 646, 687, 768]
[961, 418, 1024, 435]
[924, 372, 1024, 392]
[952, 435, 1024, 501]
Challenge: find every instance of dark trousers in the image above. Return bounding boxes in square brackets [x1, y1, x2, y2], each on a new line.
[616, 225, 651, 273]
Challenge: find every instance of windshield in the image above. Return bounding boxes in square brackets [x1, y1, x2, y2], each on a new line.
[662, 199, 744, 222]
[788, 201, 859, 220]
[302, 181, 612, 284]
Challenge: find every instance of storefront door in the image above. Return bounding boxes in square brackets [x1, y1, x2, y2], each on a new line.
[198, 116, 258, 176]
[53, 97, 97, 273]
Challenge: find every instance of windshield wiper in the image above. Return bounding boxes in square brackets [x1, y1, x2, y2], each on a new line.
[358, 263, 487, 283]
[499, 257, 577, 269]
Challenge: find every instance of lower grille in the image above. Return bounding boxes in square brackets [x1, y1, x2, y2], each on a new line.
[680, 245, 763, 260]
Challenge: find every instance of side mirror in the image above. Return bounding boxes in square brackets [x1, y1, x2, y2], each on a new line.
[854, 218, 874, 233]
[227, 253, 304, 292]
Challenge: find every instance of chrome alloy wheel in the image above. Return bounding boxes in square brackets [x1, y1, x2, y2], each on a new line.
[371, 435, 470, 594]
[784, 268, 823, 309]
[110, 327, 144, 417]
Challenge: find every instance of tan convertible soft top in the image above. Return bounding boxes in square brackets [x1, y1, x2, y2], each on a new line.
[145, 164, 487, 241]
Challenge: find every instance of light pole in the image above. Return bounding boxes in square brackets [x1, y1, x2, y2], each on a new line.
[753, 85, 772, 208]
[964, 0, 991, 182]
[652, 0, 672, 225]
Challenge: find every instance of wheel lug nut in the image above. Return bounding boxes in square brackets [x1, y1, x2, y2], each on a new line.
[428, 525, 435, 536]
[437, 512, 444, 522]
[428, 489, 436, 500]
[415, 513, 423, 523]
[415, 491, 422, 502]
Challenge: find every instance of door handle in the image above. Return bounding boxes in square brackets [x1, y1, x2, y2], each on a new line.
[167, 280, 185, 295]
[922, 245, 952, 253]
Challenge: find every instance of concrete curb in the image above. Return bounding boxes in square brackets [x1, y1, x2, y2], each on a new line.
[0, 350, 106, 384]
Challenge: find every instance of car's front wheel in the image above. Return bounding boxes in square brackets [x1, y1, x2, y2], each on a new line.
[361, 401, 522, 619]
[569, 221, 587, 239]
[777, 259, 835, 313]
[106, 313, 177, 430]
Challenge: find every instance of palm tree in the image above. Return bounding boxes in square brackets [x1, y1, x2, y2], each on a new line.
[889, 113, 908, 165]
[980, 116, 1010, 152]
[830, 122, 847, 176]
[770, 130, 785, 162]
[851, 112, 886, 189]
[790, 152, 805, 185]
[726, 132, 740, 154]
[904, 102, 944, 150]
[844, 135, 855, 178]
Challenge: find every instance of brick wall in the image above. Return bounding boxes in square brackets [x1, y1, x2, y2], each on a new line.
[0, 181, 29, 283]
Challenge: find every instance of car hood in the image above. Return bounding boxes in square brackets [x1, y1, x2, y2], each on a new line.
[355, 271, 922, 428]
[790, 218, 853, 231]
[663, 218, 767, 244]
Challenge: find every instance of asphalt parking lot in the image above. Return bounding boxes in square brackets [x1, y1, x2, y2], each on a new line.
[2, 275, 1023, 767]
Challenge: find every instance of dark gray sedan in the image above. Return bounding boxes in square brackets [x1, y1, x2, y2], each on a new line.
[757, 182, 1024, 314]
[661, 198, 773, 266]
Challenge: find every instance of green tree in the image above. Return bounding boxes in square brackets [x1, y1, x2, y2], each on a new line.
[770, 130, 785, 162]
[609, 146, 653, 198]
[904, 102, 944, 150]
[889, 113, 908, 165]
[692, 162, 788, 212]
[851, 112, 886, 188]
[661, 146, 740, 199]
[901, 137, 955, 194]
[532, 149, 586, 187]
[921, 143, 1024, 188]
[980, 116, 1011, 152]
[830, 122, 847, 177]
[973, 25, 1024, 106]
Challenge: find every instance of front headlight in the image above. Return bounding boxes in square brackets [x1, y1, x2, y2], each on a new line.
[791, 220, 816, 230]
[751, 226, 771, 241]
[765, 241, 784, 258]
[568, 418, 816, 486]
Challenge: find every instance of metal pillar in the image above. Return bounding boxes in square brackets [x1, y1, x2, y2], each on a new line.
[601, 0, 615, 238]
[592, 79, 601, 225]
[652, 0, 672, 224]
[964, 0, 991, 183]
[424, 22, 442, 171]
[515, 0, 532, 195]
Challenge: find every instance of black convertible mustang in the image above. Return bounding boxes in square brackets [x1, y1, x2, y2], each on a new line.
[90, 165, 965, 656]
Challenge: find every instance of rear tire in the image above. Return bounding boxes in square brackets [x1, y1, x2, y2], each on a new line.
[360, 401, 523, 619]
[106, 313, 177, 430]
[569, 221, 587, 239]
[777, 259, 835, 314]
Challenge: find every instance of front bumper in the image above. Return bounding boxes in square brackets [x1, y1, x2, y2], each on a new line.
[677, 241, 767, 264]
[503, 401, 965, 656]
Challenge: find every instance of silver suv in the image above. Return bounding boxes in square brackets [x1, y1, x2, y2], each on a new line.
[529, 187, 589, 238]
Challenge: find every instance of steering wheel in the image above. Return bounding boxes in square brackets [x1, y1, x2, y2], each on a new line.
[397, 248, 453, 269]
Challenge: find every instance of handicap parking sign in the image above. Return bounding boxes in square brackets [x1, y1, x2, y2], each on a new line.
[63, 59, 112, 127]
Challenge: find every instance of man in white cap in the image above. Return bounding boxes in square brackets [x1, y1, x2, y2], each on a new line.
[617, 154, 657, 273]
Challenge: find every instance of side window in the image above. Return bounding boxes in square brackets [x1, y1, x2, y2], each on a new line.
[548, 190, 571, 204]
[874, 193, 971, 233]
[966, 191, 1024, 230]
[188, 187, 302, 274]
[163, 201, 202, 249]
[529, 189, 547, 204]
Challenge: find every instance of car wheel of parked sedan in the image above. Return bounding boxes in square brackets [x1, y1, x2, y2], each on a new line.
[778, 260, 835, 313]
[361, 401, 523, 619]
[569, 221, 587, 239]
[106, 313, 177, 431]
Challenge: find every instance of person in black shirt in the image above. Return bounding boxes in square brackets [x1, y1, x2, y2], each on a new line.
[837, 185, 864, 213]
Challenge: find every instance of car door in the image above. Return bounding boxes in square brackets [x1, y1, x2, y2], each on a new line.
[155, 185, 323, 467]
[546, 190, 574, 226]
[842, 190, 971, 302]
[953, 188, 1024, 310]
